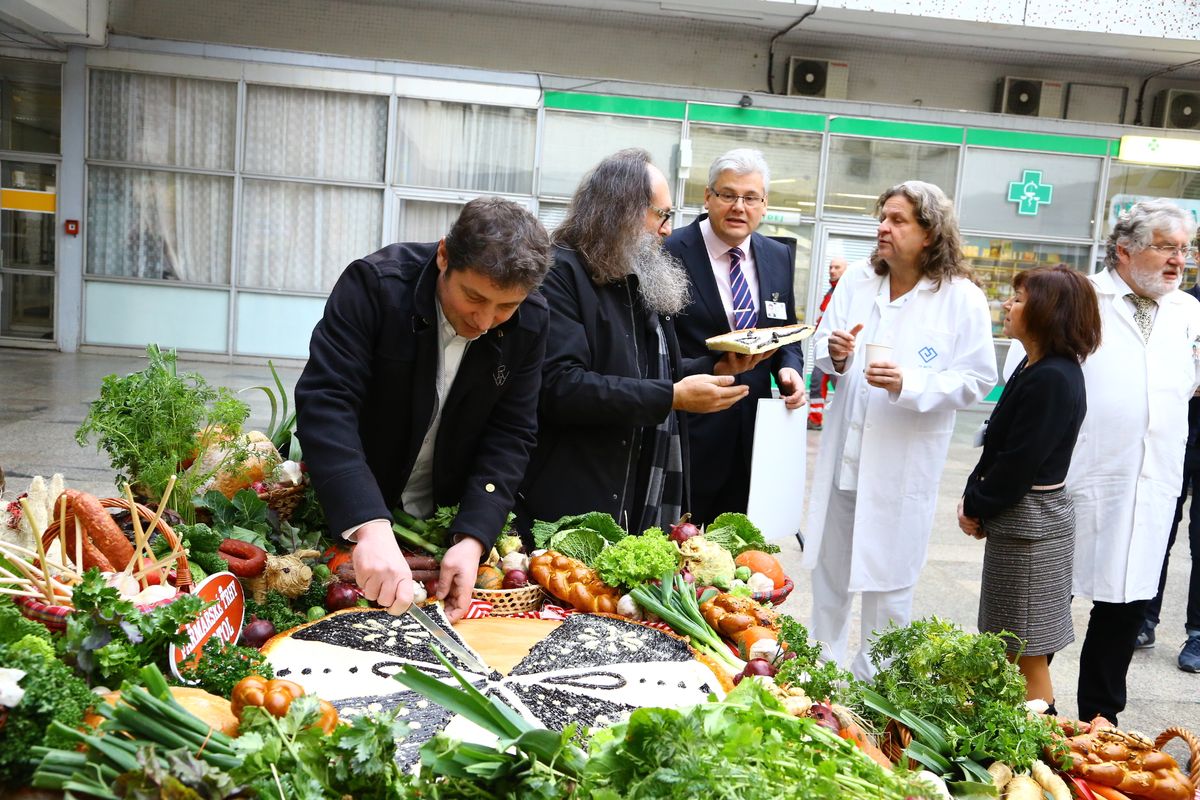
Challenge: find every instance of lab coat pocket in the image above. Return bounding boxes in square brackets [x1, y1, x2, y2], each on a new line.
[908, 329, 954, 371]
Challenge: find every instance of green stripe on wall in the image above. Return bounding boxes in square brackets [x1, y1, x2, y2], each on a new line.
[829, 117, 963, 144]
[544, 91, 686, 119]
[688, 103, 825, 131]
[965, 128, 1109, 156]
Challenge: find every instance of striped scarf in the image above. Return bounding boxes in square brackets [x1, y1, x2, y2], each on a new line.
[639, 317, 684, 532]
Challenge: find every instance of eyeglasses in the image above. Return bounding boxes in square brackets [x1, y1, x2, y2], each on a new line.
[649, 203, 673, 229]
[708, 189, 765, 208]
[1144, 244, 1197, 259]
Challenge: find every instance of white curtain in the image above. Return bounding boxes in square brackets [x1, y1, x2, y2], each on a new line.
[239, 180, 382, 293]
[396, 199, 464, 245]
[88, 70, 235, 169]
[87, 71, 236, 283]
[395, 99, 535, 194]
[86, 166, 233, 283]
[244, 85, 387, 182]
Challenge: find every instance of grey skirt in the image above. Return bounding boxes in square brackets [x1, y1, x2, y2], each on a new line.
[977, 487, 1075, 657]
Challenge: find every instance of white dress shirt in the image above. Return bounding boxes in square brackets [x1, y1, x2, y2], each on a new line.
[700, 218, 759, 330]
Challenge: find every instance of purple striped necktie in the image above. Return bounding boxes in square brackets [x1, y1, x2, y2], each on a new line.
[728, 246, 757, 330]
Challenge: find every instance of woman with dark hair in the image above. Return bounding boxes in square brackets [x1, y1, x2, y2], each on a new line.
[958, 265, 1102, 709]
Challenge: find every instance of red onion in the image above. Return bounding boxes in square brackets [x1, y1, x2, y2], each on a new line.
[241, 617, 277, 648]
[326, 580, 362, 611]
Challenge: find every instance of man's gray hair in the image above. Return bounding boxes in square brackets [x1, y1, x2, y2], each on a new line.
[707, 148, 771, 193]
[1105, 199, 1198, 270]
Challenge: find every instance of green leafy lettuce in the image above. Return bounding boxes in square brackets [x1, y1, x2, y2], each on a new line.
[703, 512, 780, 556]
[592, 530, 679, 591]
[532, 512, 627, 566]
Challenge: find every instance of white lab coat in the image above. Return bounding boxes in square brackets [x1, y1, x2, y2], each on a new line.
[1066, 270, 1200, 603]
[804, 261, 997, 591]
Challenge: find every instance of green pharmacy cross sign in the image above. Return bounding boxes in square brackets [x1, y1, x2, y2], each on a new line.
[1007, 170, 1053, 216]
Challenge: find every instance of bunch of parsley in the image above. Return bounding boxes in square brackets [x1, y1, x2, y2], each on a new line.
[58, 568, 208, 686]
[860, 617, 1063, 770]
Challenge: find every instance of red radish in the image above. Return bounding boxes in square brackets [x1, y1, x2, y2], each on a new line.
[325, 580, 361, 611]
[241, 617, 277, 648]
[668, 513, 700, 545]
[742, 658, 777, 678]
[502, 569, 528, 589]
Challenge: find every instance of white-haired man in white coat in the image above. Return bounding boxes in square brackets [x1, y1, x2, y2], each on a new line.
[805, 180, 997, 680]
[1066, 199, 1200, 725]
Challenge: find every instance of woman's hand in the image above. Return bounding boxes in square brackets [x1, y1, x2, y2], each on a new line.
[957, 498, 984, 539]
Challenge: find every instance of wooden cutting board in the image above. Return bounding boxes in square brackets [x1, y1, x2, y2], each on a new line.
[454, 617, 561, 675]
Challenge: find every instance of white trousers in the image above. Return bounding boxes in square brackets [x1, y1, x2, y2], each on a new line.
[810, 486, 917, 680]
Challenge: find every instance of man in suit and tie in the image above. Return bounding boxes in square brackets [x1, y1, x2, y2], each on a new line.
[296, 198, 553, 622]
[665, 148, 807, 526]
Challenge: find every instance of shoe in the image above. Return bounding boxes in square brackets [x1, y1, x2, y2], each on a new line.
[807, 420, 823, 431]
[1134, 623, 1156, 649]
[1179, 635, 1200, 673]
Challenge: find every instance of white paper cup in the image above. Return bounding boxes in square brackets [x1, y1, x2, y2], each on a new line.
[864, 343, 893, 365]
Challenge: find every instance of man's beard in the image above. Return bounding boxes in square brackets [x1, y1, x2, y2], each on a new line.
[1129, 260, 1181, 299]
[631, 232, 691, 315]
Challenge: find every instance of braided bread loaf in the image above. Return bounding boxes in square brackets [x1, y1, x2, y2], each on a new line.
[529, 551, 620, 614]
[1064, 726, 1192, 800]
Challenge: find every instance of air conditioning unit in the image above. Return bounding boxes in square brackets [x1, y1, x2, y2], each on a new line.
[1152, 89, 1200, 130]
[787, 57, 849, 100]
[995, 77, 1064, 118]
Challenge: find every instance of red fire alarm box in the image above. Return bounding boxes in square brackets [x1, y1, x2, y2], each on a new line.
[64, 219, 79, 236]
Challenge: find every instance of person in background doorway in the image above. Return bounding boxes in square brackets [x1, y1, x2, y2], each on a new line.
[807, 256, 849, 431]
[666, 148, 807, 526]
[959, 266, 1100, 712]
[296, 198, 553, 623]
[1060, 199, 1200, 725]
[804, 180, 997, 680]
[1135, 272, 1200, 673]
[517, 148, 754, 537]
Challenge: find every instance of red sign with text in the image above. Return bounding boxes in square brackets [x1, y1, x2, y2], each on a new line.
[169, 571, 245, 680]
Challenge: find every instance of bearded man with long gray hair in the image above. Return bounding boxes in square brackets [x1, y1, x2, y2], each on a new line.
[516, 148, 759, 537]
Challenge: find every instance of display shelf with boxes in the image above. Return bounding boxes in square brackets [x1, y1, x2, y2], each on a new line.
[961, 236, 1091, 336]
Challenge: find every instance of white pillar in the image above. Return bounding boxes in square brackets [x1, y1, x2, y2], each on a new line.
[55, 46, 86, 352]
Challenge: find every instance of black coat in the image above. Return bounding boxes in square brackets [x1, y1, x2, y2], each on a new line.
[295, 242, 548, 550]
[516, 246, 692, 531]
[664, 218, 804, 522]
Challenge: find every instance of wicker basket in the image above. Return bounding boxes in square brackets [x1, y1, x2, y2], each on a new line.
[471, 584, 547, 615]
[1155, 726, 1200, 797]
[879, 719, 918, 770]
[751, 576, 794, 605]
[262, 481, 307, 522]
[16, 497, 193, 633]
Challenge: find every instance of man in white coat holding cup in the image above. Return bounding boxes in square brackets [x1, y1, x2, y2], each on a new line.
[805, 180, 997, 679]
[1067, 200, 1200, 725]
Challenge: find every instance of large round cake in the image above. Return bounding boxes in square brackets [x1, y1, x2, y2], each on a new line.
[261, 607, 725, 765]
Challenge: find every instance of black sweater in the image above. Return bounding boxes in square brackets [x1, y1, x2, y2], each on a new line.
[962, 354, 1087, 520]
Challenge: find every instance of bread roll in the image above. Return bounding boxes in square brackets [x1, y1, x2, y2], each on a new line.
[529, 551, 620, 613]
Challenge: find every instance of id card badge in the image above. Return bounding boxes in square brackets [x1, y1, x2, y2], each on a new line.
[764, 300, 786, 320]
[972, 420, 988, 448]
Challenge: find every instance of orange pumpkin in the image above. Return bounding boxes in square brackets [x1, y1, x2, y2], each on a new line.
[474, 564, 505, 590]
[734, 550, 786, 590]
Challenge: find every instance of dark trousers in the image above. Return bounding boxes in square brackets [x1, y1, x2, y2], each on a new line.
[1145, 456, 1200, 634]
[1077, 598, 1149, 725]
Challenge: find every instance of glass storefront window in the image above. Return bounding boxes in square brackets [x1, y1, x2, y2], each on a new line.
[683, 124, 820, 214]
[395, 99, 535, 194]
[86, 166, 234, 283]
[397, 198, 465, 244]
[958, 148, 1102, 239]
[961, 235, 1091, 336]
[536, 201, 569, 234]
[1, 272, 53, 338]
[824, 137, 958, 217]
[540, 112, 679, 197]
[0, 57, 61, 154]
[245, 85, 387, 183]
[89, 70, 235, 170]
[1104, 163, 1200, 237]
[239, 180, 382, 292]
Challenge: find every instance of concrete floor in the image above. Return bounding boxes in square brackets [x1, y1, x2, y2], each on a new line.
[1, 346, 1197, 745]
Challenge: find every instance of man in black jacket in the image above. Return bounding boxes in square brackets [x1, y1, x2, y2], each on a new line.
[296, 198, 553, 621]
[518, 148, 757, 537]
[665, 148, 806, 525]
